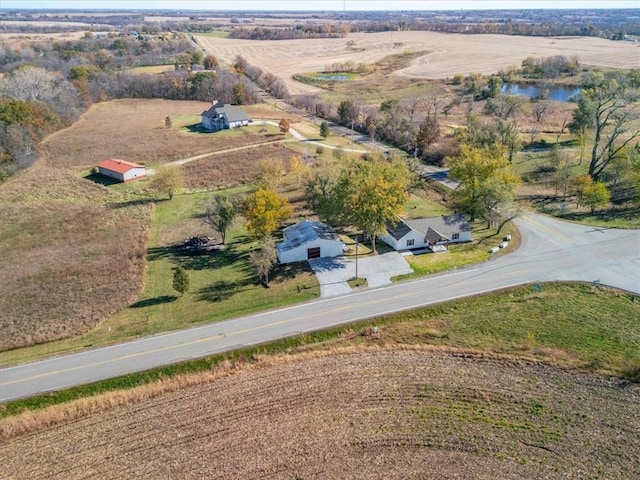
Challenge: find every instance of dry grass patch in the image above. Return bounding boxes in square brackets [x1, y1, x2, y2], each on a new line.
[43, 99, 284, 170]
[182, 143, 296, 190]
[0, 167, 152, 350]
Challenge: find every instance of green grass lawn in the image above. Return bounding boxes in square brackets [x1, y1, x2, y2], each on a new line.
[366, 283, 640, 380]
[404, 192, 451, 218]
[90, 188, 320, 332]
[546, 205, 640, 229]
[398, 220, 518, 279]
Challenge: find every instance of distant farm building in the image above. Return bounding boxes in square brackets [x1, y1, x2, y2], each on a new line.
[381, 215, 472, 251]
[277, 220, 345, 264]
[97, 159, 147, 183]
[201, 101, 250, 131]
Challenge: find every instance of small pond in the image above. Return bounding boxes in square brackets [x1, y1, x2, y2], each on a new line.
[501, 83, 581, 102]
[316, 74, 349, 81]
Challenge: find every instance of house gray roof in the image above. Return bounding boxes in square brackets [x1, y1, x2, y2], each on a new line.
[425, 226, 448, 244]
[277, 220, 340, 252]
[386, 219, 412, 241]
[387, 214, 472, 241]
[201, 102, 248, 122]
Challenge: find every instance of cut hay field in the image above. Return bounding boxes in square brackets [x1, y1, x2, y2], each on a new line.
[196, 31, 640, 95]
[1, 348, 637, 479]
[43, 99, 286, 170]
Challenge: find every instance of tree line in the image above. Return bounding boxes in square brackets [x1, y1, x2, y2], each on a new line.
[0, 35, 261, 178]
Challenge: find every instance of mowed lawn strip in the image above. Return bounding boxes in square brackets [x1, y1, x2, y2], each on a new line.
[1, 283, 638, 421]
[104, 189, 320, 338]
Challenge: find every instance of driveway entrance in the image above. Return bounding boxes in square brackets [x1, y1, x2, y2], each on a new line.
[309, 252, 413, 297]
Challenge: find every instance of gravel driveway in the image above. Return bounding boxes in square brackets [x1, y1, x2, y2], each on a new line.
[309, 252, 413, 297]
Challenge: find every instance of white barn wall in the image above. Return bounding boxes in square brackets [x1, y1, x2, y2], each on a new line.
[122, 167, 147, 182]
[278, 238, 344, 264]
[98, 167, 124, 182]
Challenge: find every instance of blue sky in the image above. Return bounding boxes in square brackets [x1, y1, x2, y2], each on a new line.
[1, 1, 637, 10]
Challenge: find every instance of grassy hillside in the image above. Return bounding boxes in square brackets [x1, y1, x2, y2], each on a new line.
[0, 167, 152, 350]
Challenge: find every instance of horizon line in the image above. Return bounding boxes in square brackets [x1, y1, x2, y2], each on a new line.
[2, 7, 639, 11]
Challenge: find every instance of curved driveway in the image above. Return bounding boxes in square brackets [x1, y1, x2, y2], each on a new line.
[1, 213, 638, 402]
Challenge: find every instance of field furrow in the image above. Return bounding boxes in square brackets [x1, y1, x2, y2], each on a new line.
[1, 349, 638, 479]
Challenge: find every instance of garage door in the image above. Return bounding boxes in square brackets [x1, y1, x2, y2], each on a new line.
[307, 247, 321, 259]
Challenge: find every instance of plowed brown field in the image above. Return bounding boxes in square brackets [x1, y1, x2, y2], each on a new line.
[2, 348, 637, 479]
[196, 31, 640, 96]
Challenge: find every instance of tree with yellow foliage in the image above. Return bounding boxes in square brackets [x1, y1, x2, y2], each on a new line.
[448, 144, 520, 224]
[243, 187, 292, 239]
[343, 156, 410, 252]
[582, 181, 610, 213]
[150, 164, 183, 200]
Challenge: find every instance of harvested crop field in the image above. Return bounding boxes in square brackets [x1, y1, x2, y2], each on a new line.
[43, 99, 283, 170]
[2, 348, 637, 479]
[196, 31, 640, 95]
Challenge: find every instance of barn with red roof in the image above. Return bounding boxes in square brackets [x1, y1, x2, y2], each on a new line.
[97, 159, 147, 183]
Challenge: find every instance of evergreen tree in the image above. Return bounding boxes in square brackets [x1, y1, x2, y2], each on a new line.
[172, 266, 190, 296]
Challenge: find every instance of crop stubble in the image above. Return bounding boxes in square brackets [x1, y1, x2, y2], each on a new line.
[196, 31, 640, 96]
[1, 348, 637, 479]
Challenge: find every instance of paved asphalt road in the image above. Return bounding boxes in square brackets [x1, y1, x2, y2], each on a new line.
[1, 213, 638, 402]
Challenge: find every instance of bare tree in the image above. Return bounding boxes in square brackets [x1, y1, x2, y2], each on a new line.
[249, 236, 278, 287]
[532, 101, 551, 123]
[205, 195, 237, 244]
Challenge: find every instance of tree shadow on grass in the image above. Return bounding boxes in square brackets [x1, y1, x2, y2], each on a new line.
[130, 295, 178, 308]
[196, 278, 254, 302]
[555, 206, 640, 223]
[175, 242, 252, 272]
[147, 245, 174, 262]
[109, 197, 157, 209]
[271, 262, 311, 282]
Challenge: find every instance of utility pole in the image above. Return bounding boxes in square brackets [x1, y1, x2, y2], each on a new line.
[355, 238, 359, 280]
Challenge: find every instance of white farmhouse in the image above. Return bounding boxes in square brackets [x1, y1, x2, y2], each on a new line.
[97, 159, 147, 183]
[381, 215, 472, 251]
[277, 220, 345, 264]
[201, 101, 250, 131]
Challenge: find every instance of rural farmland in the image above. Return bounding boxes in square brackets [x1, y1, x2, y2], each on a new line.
[1, 348, 638, 479]
[196, 31, 640, 95]
[1, 4, 639, 480]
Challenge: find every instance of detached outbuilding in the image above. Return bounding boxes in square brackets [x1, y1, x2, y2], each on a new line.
[381, 214, 472, 251]
[201, 100, 250, 131]
[97, 159, 147, 183]
[277, 220, 345, 264]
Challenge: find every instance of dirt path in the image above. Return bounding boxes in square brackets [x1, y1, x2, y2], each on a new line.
[2, 348, 636, 479]
[159, 121, 366, 172]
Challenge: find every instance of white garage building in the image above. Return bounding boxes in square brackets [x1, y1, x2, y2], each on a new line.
[277, 220, 345, 264]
